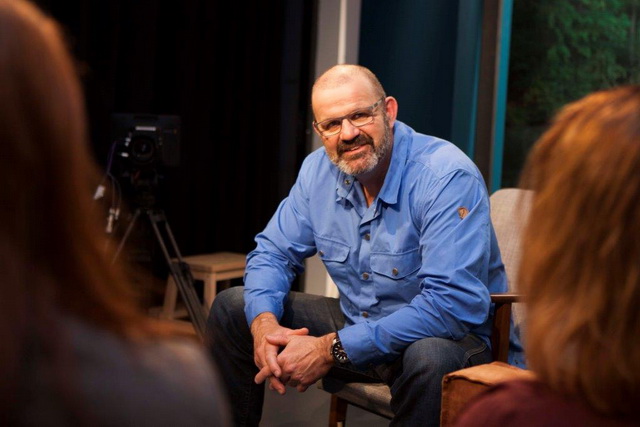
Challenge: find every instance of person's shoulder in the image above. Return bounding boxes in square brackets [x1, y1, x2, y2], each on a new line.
[301, 145, 330, 169]
[480, 378, 547, 401]
[68, 318, 218, 386]
[65, 317, 230, 426]
[396, 122, 480, 181]
[67, 316, 203, 369]
[453, 379, 549, 426]
[455, 379, 634, 427]
[297, 145, 339, 186]
[135, 334, 217, 378]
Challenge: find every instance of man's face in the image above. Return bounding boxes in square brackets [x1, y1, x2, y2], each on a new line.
[312, 79, 393, 176]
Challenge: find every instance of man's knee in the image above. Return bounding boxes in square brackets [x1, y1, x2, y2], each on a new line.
[402, 337, 471, 378]
[386, 338, 466, 423]
[207, 286, 246, 331]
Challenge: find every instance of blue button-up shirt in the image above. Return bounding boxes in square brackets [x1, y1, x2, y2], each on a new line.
[245, 121, 519, 368]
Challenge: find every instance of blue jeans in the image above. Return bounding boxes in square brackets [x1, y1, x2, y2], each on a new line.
[206, 286, 492, 426]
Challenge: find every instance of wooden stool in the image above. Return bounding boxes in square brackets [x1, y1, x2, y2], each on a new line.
[161, 252, 246, 320]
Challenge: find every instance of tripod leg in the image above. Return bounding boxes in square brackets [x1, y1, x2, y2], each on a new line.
[112, 208, 141, 263]
[159, 213, 185, 260]
[147, 210, 207, 337]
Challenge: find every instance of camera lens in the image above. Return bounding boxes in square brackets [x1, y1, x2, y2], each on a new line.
[130, 135, 155, 164]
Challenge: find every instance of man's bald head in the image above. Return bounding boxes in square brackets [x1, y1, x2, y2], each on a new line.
[312, 64, 386, 102]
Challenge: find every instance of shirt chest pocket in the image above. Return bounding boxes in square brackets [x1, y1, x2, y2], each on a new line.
[370, 248, 421, 280]
[315, 235, 350, 263]
[315, 235, 350, 286]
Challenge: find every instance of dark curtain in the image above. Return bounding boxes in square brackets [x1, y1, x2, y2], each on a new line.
[33, 1, 316, 290]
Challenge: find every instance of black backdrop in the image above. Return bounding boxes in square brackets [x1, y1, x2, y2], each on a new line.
[33, 1, 317, 290]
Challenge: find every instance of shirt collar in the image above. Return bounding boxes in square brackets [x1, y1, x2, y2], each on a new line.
[377, 121, 410, 205]
[336, 173, 355, 201]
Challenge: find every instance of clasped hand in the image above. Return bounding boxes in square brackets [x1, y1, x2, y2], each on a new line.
[251, 313, 334, 394]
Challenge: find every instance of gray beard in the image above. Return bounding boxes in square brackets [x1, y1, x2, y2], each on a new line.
[332, 118, 393, 176]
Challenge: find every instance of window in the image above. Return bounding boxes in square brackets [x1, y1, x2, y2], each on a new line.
[502, 0, 640, 187]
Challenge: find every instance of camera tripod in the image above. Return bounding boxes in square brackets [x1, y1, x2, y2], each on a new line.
[112, 207, 207, 338]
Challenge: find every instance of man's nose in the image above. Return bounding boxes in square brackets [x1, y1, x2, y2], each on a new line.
[339, 118, 360, 141]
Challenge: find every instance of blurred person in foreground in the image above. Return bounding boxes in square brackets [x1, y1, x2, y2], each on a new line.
[455, 85, 640, 426]
[0, 0, 229, 425]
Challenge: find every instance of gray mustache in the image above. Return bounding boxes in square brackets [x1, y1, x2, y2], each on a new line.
[337, 134, 373, 154]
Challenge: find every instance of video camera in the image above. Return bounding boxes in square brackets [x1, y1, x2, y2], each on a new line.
[110, 113, 181, 207]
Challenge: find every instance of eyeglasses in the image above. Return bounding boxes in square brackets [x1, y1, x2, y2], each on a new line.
[313, 98, 385, 137]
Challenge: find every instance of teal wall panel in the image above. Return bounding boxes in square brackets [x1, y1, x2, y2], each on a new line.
[359, 1, 460, 144]
[491, 0, 513, 192]
[451, 0, 483, 157]
[359, 0, 513, 191]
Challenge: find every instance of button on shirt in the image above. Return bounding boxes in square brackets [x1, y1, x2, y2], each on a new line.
[244, 121, 520, 368]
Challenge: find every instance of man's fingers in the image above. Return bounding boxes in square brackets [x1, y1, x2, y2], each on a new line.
[256, 364, 287, 395]
[269, 376, 286, 395]
[265, 346, 282, 377]
[286, 378, 299, 388]
[265, 327, 308, 345]
[265, 334, 290, 346]
[296, 384, 309, 393]
[287, 327, 309, 336]
[254, 366, 271, 384]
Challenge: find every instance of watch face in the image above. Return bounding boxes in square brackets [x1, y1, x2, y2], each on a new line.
[332, 338, 349, 364]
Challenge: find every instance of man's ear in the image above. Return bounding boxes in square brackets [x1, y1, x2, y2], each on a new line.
[384, 96, 398, 127]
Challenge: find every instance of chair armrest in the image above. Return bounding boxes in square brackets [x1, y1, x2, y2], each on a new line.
[490, 292, 522, 303]
[489, 292, 523, 362]
[440, 362, 534, 426]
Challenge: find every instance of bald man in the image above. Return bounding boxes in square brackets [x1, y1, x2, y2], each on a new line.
[207, 64, 519, 426]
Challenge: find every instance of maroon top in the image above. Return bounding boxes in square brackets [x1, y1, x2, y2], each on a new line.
[453, 379, 638, 427]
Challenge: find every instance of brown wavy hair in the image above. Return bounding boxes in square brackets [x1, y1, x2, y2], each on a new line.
[519, 85, 640, 416]
[0, 0, 164, 420]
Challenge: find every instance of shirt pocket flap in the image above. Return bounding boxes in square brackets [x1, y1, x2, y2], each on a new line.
[371, 248, 421, 279]
[315, 235, 350, 263]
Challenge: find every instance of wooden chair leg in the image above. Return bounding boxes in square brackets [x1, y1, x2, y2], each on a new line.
[329, 395, 348, 427]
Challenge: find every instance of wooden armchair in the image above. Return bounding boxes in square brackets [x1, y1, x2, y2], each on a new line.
[318, 188, 530, 426]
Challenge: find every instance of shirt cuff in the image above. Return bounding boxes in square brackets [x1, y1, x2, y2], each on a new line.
[244, 295, 285, 326]
[338, 322, 380, 369]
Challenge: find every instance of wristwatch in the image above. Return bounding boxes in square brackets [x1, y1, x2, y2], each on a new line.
[331, 336, 349, 364]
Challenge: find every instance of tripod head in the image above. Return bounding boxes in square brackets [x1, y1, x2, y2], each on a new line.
[132, 188, 159, 211]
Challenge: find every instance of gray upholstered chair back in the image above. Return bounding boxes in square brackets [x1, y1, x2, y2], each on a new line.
[489, 188, 532, 329]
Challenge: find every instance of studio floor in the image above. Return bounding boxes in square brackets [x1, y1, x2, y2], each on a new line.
[262, 381, 388, 427]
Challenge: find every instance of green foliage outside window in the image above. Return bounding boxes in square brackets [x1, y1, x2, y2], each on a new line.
[503, 0, 640, 187]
